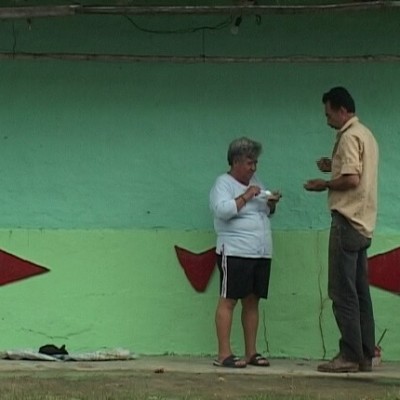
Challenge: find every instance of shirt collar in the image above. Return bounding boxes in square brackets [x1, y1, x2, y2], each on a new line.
[339, 116, 358, 134]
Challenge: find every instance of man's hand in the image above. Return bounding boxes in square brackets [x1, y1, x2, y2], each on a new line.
[316, 157, 332, 173]
[304, 179, 328, 192]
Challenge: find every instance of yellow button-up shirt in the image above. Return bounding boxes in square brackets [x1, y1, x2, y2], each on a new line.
[328, 116, 379, 238]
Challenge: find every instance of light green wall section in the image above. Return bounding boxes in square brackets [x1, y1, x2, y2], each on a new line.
[0, 229, 217, 354]
[1, 229, 399, 360]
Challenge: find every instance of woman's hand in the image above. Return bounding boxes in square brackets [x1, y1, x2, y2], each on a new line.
[242, 185, 261, 202]
[267, 191, 282, 203]
[267, 191, 282, 214]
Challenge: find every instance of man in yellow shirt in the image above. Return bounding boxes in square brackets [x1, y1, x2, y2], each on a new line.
[304, 87, 379, 373]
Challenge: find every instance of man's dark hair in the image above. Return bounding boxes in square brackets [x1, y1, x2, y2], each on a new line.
[322, 87, 356, 113]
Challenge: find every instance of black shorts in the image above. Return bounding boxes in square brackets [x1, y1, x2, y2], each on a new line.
[216, 255, 271, 300]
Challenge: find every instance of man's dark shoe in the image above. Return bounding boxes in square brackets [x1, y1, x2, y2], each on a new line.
[317, 355, 359, 373]
[359, 358, 372, 372]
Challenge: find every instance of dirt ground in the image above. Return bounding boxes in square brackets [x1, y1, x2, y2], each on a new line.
[1, 369, 400, 400]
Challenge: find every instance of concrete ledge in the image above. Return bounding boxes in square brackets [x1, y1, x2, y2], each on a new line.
[0, 356, 399, 380]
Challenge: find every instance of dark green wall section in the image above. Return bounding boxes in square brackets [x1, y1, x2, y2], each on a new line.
[1, 59, 400, 230]
[1, 11, 400, 230]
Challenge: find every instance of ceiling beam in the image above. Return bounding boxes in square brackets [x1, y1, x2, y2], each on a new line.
[1, 2, 400, 19]
[2, 51, 400, 63]
[0, 6, 79, 19]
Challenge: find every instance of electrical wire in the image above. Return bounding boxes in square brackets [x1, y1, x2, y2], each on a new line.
[123, 14, 233, 34]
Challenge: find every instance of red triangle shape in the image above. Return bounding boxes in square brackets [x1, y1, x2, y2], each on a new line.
[174, 246, 216, 292]
[368, 246, 400, 295]
[0, 249, 49, 286]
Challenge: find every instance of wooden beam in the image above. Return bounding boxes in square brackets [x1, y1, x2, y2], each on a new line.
[2, 52, 400, 63]
[78, 2, 400, 15]
[0, 5, 80, 19]
[1, 2, 400, 19]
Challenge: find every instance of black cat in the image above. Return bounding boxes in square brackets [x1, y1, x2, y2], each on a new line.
[38, 344, 69, 356]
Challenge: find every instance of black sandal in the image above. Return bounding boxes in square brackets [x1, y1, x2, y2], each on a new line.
[213, 354, 247, 368]
[248, 353, 270, 367]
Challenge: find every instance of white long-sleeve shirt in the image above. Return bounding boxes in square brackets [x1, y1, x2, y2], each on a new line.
[209, 173, 273, 258]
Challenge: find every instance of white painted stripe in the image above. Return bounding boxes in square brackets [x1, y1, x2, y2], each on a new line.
[221, 246, 228, 298]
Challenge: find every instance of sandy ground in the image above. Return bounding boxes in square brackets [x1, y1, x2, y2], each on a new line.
[0, 356, 399, 399]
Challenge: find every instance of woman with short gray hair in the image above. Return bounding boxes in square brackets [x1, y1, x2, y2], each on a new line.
[227, 137, 262, 166]
[210, 136, 281, 368]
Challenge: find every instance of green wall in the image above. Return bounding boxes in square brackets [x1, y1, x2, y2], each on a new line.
[1, 60, 399, 231]
[0, 8, 400, 359]
[1, 229, 399, 360]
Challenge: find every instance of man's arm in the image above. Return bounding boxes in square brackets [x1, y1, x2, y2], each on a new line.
[304, 174, 360, 192]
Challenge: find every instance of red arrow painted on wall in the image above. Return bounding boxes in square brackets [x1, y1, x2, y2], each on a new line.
[368, 247, 400, 295]
[174, 246, 216, 293]
[175, 245, 400, 295]
[0, 249, 49, 286]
